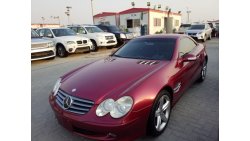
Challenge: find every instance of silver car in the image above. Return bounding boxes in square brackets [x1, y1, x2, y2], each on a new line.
[185, 23, 212, 42]
[31, 29, 56, 61]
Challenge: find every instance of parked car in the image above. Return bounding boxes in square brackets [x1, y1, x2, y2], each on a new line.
[49, 34, 208, 141]
[31, 29, 56, 61]
[67, 25, 117, 51]
[96, 24, 134, 45]
[36, 28, 93, 57]
[175, 24, 191, 34]
[215, 23, 219, 37]
[185, 23, 212, 42]
[207, 22, 217, 37]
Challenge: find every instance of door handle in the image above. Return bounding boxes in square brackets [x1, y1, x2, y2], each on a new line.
[196, 54, 200, 58]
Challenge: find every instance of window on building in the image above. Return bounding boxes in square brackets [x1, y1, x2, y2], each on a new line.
[127, 19, 141, 28]
[127, 19, 133, 28]
[154, 18, 161, 27]
[175, 20, 180, 26]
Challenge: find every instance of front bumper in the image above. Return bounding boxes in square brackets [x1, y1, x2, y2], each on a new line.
[65, 44, 91, 53]
[31, 47, 55, 61]
[187, 33, 205, 40]
[49, 95, 149, 141]
[96, 39, 117, 47]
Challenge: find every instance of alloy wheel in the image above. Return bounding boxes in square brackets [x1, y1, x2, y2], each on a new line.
[154, 95, 171, 131]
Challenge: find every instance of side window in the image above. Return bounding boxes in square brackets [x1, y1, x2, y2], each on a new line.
[78, 27, 87, 34]
[71, 27, 78, 33]
[99, 26, 108, 32]
[37, 29, 45, 37]
[179, 38, 197, 57]
[44, 29, 53, 37]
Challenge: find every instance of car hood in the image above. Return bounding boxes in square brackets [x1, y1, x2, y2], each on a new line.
[60, 57, 168, 103]
[31, 38, 51, 44]
[89, 32, 114, 37]
[186, 29, 204, 33]
[56, 35, 88, 41]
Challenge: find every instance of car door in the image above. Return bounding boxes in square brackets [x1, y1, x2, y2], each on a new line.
[172, 37, 200, 99]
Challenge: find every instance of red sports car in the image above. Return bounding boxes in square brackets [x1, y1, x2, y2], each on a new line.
[49, 34, 208, 141]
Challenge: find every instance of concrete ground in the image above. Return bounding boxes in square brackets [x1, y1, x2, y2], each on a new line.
[31, 38, 219, 141]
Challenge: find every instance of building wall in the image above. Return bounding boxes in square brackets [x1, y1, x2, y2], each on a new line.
[149, 11, 181, 34]
[119, 12, 149, 36]
[31, 24, 60, 28]
[94, 15, 118, 26]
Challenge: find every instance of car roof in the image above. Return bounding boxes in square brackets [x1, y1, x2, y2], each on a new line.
[37, 27, 69, 30]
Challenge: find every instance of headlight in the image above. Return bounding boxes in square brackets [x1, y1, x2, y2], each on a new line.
[67, 41, 76, 44]
[198, 32, 203, 34]
[96, 96, 133, 118]
[52, 78, 61, 96]
[96, 99, 115, 116]
[120, 33, 126, 39]
[48, 42, 54, 47]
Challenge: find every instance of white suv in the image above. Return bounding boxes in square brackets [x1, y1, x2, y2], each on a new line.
[185, 23, 212, 42]
[36, 28, 93, 57]
[68, 25, 117, 51]
[31, 29, 56, 61]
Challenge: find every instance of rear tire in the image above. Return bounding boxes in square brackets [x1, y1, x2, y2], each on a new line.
[197, 59, 207, 82]
[147, 90, 171, 136]
[57, 45, 68, 57]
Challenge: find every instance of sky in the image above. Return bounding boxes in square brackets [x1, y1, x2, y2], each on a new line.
[31, 0, 219, 25]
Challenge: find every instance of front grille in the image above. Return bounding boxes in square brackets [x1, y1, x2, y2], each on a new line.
[105, 36, 114, 40]
[75, 47, 90, 53]
[31, 43, 48, 49]
[107, 40, 115, 44]
[77, 41, 83, 44]
[188, 33, 197, 36]
[55, 89, 94, 115]
[83, 40, 87, 44]
[31, 51, 54, 59]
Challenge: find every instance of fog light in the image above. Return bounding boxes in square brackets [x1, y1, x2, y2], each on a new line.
[69, 48, 73, 52]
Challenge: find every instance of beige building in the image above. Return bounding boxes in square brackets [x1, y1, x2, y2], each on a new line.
[93, 8, 182, 36]
[31, 23, 60, 29]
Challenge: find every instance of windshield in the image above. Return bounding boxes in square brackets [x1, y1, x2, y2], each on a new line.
[189, 24, 205, 30]
[180, 24, 191, 28]
[31, 29, 40, 38]
[85, 26, 103, 33]
[52, 28, 76, 37]
[113, 38, 176, 60]
[108, 26, 121, 32]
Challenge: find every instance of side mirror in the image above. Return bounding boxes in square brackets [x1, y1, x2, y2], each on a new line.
[182, 54, 197, 62]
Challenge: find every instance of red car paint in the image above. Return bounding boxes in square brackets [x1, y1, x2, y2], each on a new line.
[49, 34, 207, 141]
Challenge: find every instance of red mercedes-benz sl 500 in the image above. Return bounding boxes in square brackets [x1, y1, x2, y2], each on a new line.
[49, 34, 208, 141]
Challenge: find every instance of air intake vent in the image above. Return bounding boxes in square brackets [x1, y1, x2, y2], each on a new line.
[137, 60, 159, 65]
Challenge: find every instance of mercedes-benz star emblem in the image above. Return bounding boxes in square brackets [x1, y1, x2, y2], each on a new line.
[72, 88, 76, 92]
[63, 96, 73, 109]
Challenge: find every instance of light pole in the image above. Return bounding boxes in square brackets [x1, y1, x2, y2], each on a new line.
[41, 17, 45, 27]
[65, 6, 72, 25]
[91, 0, 94, 24]
[186, 7, 191, 23]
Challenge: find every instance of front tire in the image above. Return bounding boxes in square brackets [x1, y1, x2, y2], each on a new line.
[91, 40, 98, 52]
[57, 45, 68, 57]
[147, 90, 171, 136]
